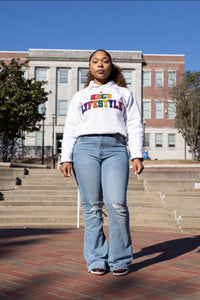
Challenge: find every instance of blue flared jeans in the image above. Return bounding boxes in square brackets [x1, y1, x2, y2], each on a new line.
[73, 134, 133, 272]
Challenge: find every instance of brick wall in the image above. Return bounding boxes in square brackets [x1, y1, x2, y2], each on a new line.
[0, 51, 28, 64]
[142, 54, 185, 128]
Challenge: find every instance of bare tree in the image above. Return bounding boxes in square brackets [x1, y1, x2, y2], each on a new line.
[172, 71, 200, 160]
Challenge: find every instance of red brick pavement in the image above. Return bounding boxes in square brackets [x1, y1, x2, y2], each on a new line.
[0, 228, 199, 299]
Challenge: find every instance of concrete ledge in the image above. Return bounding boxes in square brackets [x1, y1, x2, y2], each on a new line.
[0, 177, 16, 190]
[0, 162, 49, 169]
[0, 168, 25, 190]
[138, 169, 200, 180]
[143, 164, 200, 169]
[0, 168, 25, 178]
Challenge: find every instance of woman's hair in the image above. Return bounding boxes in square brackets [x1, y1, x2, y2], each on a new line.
[84, 49, 127, 88]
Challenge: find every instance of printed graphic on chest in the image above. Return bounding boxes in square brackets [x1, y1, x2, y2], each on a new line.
[81, 94, 123, 114]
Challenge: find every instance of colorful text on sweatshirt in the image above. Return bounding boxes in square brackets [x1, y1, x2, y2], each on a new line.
[81, 93, 123, 114]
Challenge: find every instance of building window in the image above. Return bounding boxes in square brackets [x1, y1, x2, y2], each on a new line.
[35, 131, 45, 146]
[144, 133, 150, 148]
[79, 69, 89, 85]
[36, 68, 48, 82]
[155, 133, 163, 148]
[168, 133, 176, 147]
[122, 70, 132, 85]
[143, 71, 151, 86]
[58, 69, 69, 84]
[155, 101, 164, 119]
[155, 71, 163, 87]
[143, 101, 151, 119]
[168, 71, 176, 87]
[168, 102, 176, 119]
[59, 100, 68, 116]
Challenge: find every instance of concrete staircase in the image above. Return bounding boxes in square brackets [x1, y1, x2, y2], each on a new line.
[0, 168, 179, 231]
[138, 169, 200, 233]
[0, 168, 199, 232]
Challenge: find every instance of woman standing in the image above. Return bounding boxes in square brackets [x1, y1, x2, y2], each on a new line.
[61, 49, 144, 276]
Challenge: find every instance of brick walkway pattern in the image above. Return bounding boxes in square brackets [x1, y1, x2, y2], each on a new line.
[0, 228, 199, 300]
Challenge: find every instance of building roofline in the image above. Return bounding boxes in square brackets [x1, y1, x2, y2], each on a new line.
[29, 48, 142, 53]
[0, 51, 28, 53]
[144, 53, 185, 57]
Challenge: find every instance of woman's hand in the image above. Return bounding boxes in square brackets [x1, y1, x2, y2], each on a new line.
[61, 162, 72, 177]
[133, 158, 144, 175]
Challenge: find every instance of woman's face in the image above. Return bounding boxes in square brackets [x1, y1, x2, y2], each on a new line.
[89, 51, 112, 85]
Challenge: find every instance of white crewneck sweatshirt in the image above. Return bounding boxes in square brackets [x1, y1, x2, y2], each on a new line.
[61, 80, 143, 163]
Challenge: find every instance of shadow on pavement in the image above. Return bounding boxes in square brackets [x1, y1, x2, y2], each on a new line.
[130, 235, 200, 272]
[0, 228, 73, 258]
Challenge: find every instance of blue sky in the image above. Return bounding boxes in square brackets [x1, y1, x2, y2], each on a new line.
[0, 0, 199, 71]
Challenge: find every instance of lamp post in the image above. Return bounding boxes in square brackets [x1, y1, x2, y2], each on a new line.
[41, 106, 46, 165]
[52, 113, 56, 169]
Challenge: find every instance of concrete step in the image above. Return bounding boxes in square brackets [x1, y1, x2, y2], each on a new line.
[0, 168, 25, 178]
[0, 208, 178, 231]
[1, 191, 161, 203]
[144, 178, 200, 191]
[0, 206, 78, 215]
[129, 207, 175, 219]
[0, 177, 16, 190]
[177, 210, 200, 233]
[0, 201, 78, 206]
[0, 195, 78, 201]
[162, 191, 200, 210]
[0, 223, 84, 229]
[16, 185, 78, 191]
[21, 178, 143, 186]
[0, 216, 84, 225]
[2, 189, 159, 196]
[129, 207, 178, 230]
[0, 200, 162, 209]
[138, 169, 200, 180]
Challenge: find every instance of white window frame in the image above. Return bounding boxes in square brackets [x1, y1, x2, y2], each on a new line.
[35, 131, 45, 147]
[168, 101, 176, 119]
[58, 100, 68, 116]
[144, 133, 150, 148]
[168, 71, 176, 87]
[143, 100, 151, 119]
[58, 68, 69, 84]
[155, 101, 164, 119]
[79, 69, 89, 85]
[155, 133, 163, 148]
[122, 69, 132, 85]
[143, 70, 151, 87]
[155, 70, 164, 87]
[168, 133, 176, 148]
[35, 68, 48, 82]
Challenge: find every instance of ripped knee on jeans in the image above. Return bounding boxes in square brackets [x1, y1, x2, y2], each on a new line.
[90, 201, 103, 219]
[112, 203, 128, 216]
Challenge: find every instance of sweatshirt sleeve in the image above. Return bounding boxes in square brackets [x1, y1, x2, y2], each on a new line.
[60, 93, 81, 163]
[125, 91, 144, 160]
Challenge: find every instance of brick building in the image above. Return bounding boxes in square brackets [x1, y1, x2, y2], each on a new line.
[142, 54, 190, 159]
[0, 49, 191, 161]
[0, 51, 28, 63]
